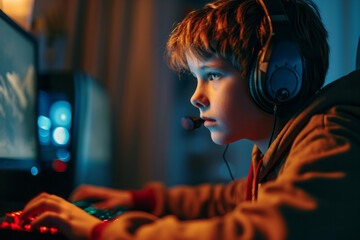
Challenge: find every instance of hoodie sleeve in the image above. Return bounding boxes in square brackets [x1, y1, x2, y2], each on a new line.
[92, 106, 360, 240]
[145, 178, 248, 218]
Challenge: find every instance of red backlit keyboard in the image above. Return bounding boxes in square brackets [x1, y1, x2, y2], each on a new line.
[0, 200, 128, 239]
[0, 210, 67, 239]
[0, 210, 59, 234]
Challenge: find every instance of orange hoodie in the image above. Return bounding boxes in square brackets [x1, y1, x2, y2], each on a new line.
[94, 70, 360, 240]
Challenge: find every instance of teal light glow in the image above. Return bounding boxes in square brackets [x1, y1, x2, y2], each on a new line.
[38, 115, 52, 130]
[52, 127, 70, 145]
[50, 101, 72, 127]
[30, 166, 39, 176]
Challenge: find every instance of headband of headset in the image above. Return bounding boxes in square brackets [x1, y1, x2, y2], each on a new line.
[249, 0, 304, 113]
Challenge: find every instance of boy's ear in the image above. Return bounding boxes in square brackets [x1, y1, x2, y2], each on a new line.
[249, 0, 305, 114]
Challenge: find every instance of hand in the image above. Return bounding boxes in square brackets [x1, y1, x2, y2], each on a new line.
[69, 184, 134, 210]
[20, 193, 101, 240]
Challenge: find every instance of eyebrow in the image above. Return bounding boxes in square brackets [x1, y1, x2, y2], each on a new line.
[188, 64, 221, 75]
[188, 58, 232, 75]
[189, 66, 219, 75]
[201, 61, 236, 73]
[199, 62, 224, 69]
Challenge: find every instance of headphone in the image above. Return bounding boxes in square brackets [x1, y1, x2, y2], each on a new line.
[249, 0, 305, 114]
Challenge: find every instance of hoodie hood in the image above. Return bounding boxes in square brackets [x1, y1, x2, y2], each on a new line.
[257, 69, 360, 181]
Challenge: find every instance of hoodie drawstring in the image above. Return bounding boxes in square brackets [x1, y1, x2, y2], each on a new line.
[245, 158, 263, 201]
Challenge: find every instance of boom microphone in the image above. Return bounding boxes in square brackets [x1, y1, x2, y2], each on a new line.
[181, 116, 204, 130]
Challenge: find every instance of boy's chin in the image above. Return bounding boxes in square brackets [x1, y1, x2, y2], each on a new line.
[210, 133, 231, 145]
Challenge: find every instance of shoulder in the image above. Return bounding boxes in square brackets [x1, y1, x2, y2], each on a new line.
[297, 104, 360, 139]
[283, 104, 360, 174]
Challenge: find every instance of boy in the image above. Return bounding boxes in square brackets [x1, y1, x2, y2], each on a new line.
[20, 0, 360, 239]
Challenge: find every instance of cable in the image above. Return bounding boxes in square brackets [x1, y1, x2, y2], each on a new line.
[223, 144, 235, 181]
[268, 105, 278, 148]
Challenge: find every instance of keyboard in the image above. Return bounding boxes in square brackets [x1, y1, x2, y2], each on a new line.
[72, 199, 129, 220]
[0, 199, 129, 239]
[0, 211, 66, 239]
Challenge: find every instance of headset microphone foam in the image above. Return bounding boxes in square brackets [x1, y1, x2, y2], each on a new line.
[181, 116, 204, 130]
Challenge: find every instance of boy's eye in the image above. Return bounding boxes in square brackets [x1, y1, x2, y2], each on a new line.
[208, 73, 221, 81]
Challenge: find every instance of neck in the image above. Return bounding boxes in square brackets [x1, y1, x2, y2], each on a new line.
[254, 112, 291, 154]
[253, 109, 278, 154]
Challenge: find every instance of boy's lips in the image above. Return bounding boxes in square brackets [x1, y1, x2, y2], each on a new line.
[201, 116, 216, 127]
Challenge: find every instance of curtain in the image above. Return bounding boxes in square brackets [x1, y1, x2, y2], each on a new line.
[73, 0, 180, 189]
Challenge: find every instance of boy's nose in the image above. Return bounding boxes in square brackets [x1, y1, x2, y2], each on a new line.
[190, 91, 209, 109]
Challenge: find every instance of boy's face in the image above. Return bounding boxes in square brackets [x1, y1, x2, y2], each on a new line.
[187, 54, 273, 145]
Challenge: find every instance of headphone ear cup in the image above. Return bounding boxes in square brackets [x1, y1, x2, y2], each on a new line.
[249, 36, 304, 113]
[265, 39, 303, 103]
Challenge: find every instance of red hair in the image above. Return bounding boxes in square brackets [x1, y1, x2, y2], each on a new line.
[167, 0, 329, 93]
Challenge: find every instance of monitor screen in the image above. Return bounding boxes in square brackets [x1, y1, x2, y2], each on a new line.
[0, 10, 38, 172]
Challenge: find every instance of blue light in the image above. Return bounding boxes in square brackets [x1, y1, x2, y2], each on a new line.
[38, 129, 50, 145]
[50, 101, 72, 127]
[37, 115, 52, 130]
[52, 127, 70, 145]
[39, 128, 50, 137]
[56, 148, 71, 162]
[31, 166, 39, 176]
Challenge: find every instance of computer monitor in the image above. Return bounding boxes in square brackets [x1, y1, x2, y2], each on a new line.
[0, 10, 39, 210]
[0, 10, 38, 173]
[0, 10, 113, 210]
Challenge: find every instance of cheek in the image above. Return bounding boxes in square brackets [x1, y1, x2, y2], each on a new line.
[218, 84, 258, 139]
[220, 84, 251, 121]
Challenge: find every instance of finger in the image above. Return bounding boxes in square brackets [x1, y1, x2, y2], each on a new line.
[92, 200, 117, 210]
[21, 194, 62, 221]
[30, 205, 101, 240]
[23, 192, 52, 210]
[31, 212, 71, 236]
[69, 185, 92, 202]
[92, 198, 126, 210]
[69, 185, 104, 202]
[22, 193, 62, 215]
[31, 211, 62, 228]
[70, 185, 115, 202]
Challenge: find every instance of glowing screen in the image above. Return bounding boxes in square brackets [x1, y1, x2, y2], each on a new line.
[0, 11, 37, 168]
